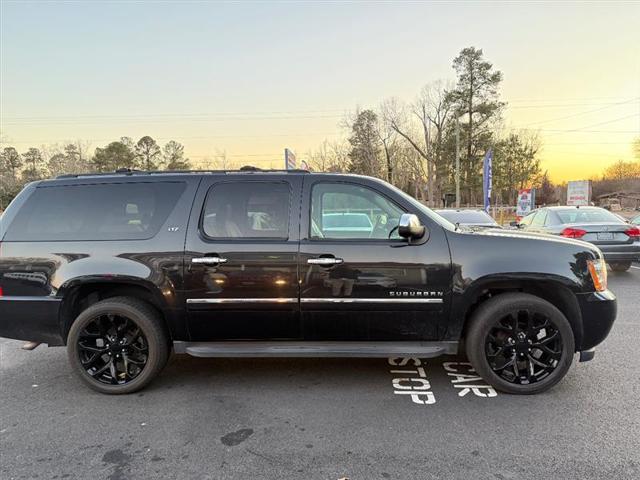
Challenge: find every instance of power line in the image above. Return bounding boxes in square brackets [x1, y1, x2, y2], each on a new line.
[0, 132, 343, 145]
[3, 98, 638, 123]
[0, 108, 349, 121]
[518, 97, 639, 127]
[1, 114, 345, 126]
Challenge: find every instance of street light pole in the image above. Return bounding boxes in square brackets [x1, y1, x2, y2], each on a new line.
[455, 117, 460, 208]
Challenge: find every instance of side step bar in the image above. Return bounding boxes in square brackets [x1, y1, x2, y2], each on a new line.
[173, 341, 459, 358]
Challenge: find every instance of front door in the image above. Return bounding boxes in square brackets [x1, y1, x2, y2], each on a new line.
[184, 176, 302, 340]
[298, 178, 451, 341]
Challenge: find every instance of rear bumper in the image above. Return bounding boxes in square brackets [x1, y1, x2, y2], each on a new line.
[576, 289, 617, 351]
[597, 243, 640, 262]
[0, 296, 64, 346]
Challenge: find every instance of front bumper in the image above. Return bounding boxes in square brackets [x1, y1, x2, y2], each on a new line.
[0, 296, 64, 346]
[575, 289, 617, 351]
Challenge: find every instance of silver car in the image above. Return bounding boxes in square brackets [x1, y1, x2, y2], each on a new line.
[515, 206, 640, 271]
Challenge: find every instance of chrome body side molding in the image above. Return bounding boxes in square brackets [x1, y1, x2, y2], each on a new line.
[186, 297, 444, 304]
[186, 298, 297, 304]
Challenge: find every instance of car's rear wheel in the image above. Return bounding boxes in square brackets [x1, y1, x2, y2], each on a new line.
[609, 261, 631, 272]
[466, 293, 574, 395]
[67, 297, 169, 394]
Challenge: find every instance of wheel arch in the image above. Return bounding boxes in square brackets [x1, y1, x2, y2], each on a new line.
[57, 277, 176, 344]
[455, 277, 583, 352]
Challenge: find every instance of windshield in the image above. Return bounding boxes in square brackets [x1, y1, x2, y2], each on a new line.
[555, 208, 625, 224]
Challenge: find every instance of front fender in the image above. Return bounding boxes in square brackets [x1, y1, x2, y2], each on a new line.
[443, 229, 600, 344]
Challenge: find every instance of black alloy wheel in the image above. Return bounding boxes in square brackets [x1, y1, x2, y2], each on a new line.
[77, 313, 149, 385]
[67, 297, 169, 394]
[485, 310, 562, 385]
[466, 293, 575, 394]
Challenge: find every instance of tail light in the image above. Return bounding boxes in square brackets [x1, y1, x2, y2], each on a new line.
[561, 227, 587, 239]
[587, 258, 608, 292]
[624, 227, 640, 238]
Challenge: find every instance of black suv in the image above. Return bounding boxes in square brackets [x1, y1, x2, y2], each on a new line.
[0, 170, 617, 394]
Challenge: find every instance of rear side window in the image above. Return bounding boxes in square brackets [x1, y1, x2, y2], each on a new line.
[5, 182, 186, 241]
[201, 182, 290, 239]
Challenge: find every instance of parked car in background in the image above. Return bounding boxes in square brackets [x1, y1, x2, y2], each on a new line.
[434, 209, 501, 229]
[515, 206, 640, 271]
[321, 212, 374, 238]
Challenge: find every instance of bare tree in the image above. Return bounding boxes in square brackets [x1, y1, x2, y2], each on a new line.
[376, 103, 400, 183]
[307, 140, 349, 173]
[382, 96, 428, 196]
[382, 82, 453, 206]
[212, 149, 230, 170]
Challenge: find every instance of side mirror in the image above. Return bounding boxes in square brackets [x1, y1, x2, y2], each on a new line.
[398, 213, 426, 240]
[509, 221, 519, 228]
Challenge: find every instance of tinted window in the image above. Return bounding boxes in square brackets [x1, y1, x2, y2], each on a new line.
[5, 182, 185, 241]
[311, 183, 405, 240]
[531, 209, 547, 226]
[555, 208, 624, 224]
[202, 182, 290, 239]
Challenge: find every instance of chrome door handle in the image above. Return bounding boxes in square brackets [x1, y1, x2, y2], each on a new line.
[307, 257, 343, 266]
[192, 257, 228, 265]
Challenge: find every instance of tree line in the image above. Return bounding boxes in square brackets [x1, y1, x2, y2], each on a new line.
[306, 47, 544, 206]
[0, 136, 190, 208]
[307, 47, 640, 207]
[2, 46, 639, 210]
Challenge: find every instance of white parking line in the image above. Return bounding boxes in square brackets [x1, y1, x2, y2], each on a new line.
[631, 265, 640, 270]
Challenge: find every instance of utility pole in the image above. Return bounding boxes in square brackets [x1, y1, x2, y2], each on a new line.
[455, 118, 460, 208]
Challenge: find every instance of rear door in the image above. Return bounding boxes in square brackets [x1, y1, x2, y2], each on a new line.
[298, 177, 451, 341]
[183, 175, 303, 340]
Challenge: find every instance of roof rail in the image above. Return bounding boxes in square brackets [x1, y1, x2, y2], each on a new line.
[56, 166, 309, 179]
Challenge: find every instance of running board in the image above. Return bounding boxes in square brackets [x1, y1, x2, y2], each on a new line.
[173, 341, 459, 358]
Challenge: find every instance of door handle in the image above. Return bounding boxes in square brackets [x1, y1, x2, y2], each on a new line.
[307, 257, 344, 266]
[192, 256, 228, 265]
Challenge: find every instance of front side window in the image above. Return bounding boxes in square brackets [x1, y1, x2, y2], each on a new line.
[310, 183, 405, 240]
[202, 182, 290, 239]
[5, 182, 185, 241]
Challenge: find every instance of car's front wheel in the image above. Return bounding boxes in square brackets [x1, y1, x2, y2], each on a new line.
[67, 297, 169, 394]
[466, 293, 575, 395]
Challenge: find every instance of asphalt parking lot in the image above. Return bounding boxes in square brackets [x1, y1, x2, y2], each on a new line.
[1, 267, 639, 480]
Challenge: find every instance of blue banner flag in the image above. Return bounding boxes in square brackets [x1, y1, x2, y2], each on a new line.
[482, 149, 493, 213]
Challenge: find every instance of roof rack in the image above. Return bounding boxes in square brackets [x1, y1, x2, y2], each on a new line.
[56, 166, 310, 179]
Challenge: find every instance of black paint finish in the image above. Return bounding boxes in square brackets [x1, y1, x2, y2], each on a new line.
[0, 171, 616, 355]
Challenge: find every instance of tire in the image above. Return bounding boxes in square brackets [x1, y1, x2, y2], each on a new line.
[609, 261, 631, 272]
[465, 293, 575, 395]
[67, 297, 169, 394]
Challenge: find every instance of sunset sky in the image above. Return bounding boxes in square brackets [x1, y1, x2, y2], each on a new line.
[1, 1, 639, 182]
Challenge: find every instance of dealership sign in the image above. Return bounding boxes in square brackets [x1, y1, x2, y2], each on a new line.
[516, 188, 535, 218]
[567, 180, 591, 206]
